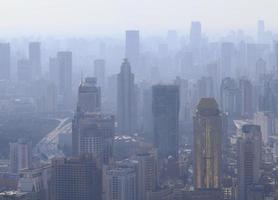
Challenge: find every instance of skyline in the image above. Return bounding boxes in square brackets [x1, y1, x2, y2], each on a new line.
[0, 0, 277, 37]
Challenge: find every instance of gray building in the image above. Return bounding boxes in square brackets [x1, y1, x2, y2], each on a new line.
[28, 42, 41, 79]
[117, 59, 136, 135]
[125, 30, 140, 68]
[57, 51, 72, 109]
[94, 59, 106, 92]
[78, 77, 101, 112]
[0, 43, 10, 80]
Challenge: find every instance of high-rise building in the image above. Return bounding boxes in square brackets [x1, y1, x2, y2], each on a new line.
[125, 30, 140, 68]
[94, 59, 106, 92]
[57, 51, 72, 109]
[197, 76, 214, 99]
[152, 84, 179, 159]
[49, 57, 59, 87]
[193, 98, 222, 189]
[237, 124, 262, 200]
[220, 42, 234, 78]
[0, 43, 10, 80]
[136, 152, 158, 200]
[50, 155, 102, 200]
[246, 43, 259, 75]
[103, 165, 137, 200]
[167, 30, 178, 51]
[72, 112, 115, 164]
[28, 42, 41, 78]
[180, 52, 194, 79]
[257, 20, 265, 43]
[78, 77, 101, 112]
[17, 59, 32, 82]
[9, 139, 32, 174]
[220, 77, 241, 117]
[275, 42, 278, 71]
[239, 78, 253, 117]
[254, 111, 275, 144]
[190, 21, 202, 49]
[255, 58, 266, 81]
[117, 59, 136, 135]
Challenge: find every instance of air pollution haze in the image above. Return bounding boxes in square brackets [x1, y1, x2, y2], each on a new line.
[0, 1, 277, 200]
[0, 0, 277, 36]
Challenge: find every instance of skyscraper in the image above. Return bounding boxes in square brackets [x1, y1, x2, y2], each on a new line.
[180, 52, 194, 79]
[94, 59, 106, 92]
[78, 77, 101, 112]
[221, 42, 234, 78]
[125, 30, 140, 74]
[255, 58, 266, 80]
[0, 43, 10, 80]
[257, 20, 265, 43]
[197, 76, 214, 99]
[17, 59, 32, 82]
[50, 155, 102, 200]
[237, 124, 262, 200]
[57, 51, 72, 109]
[220, 77, 241, 117]
[117, 59, 136, 135]
[193, 98, 222, 189]
[152, 84, 179, 159]
[9, 139, 32, 174]
[49, 57, 59, 87]
[275, 42, 278, 71]
[72, 112, 115, 164]
[190, 21, 202, 49]
[28, 42, 41, 78]
[239, 78, 253, 117]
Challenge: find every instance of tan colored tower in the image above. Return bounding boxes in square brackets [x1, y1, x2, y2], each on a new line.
[193, 98, 222, 189]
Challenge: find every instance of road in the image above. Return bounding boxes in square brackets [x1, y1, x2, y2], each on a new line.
[35, 118, 72, 161]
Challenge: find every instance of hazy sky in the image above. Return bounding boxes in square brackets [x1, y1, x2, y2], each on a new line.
[0, 0, 277, 36]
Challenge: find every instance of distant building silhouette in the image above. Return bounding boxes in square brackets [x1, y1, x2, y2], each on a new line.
[28, 42, 41, 79]
[125, 30, 140, 68]
[94, 59, 106, 93]
[117, 59, 136, 135]
[0, 43, 10, 80]
[57, 51, 72, 109]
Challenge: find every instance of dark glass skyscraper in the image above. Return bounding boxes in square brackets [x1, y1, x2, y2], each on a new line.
[152, 84, 179, 159]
